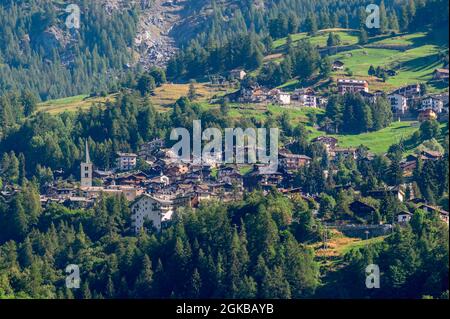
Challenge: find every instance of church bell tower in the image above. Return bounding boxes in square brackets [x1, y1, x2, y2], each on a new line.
[80, 140, 93, 188]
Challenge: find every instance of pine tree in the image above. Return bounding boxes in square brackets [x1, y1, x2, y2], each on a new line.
[135, 255, 154, 298]
[359, 27, 368, 45]
[379, 0, 389, 33]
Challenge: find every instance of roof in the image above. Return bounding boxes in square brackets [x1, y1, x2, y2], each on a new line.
[337, 79, 368, 85]
[435, 68, 449, 74]
[117, 152, 138, 157]
[279, 152, 312, 160]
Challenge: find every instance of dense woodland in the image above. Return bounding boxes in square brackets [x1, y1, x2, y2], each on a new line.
[0, 82, 448, 298]
[0, 0, 449, 300]
[0, 0, 139, 100]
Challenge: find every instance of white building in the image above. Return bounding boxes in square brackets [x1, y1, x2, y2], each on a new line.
[298, 94, 317, 108]
[271, 91, 291, 105]
[397, 212, 412, 224]
[388, 94, 408, 114]
[80, 141, 93, 188]
[421, 96, 444, 114]
[117, 152, 138, 171]
[131, 194, 175, 233]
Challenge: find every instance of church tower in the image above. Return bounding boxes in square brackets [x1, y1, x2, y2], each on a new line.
[80, 140, 93, 188]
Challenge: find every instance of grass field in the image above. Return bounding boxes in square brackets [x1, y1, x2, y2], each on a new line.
[152, 83, 228, 110]
[38, 94, 116, 114]
[330, 31, 448, 92]
[273, 29, 359, 50]
[322, 121, 419, 154]
[314, 230, 387, 258]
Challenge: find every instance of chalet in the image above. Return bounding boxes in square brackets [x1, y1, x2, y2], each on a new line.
[418, 203, 449, 224]
[367, 187, 405, 202]
[433, 68, 449, 80]
[292, 88, 317, 107]
[359, 91, 377, 104]
[116, 152, 138, 171]
[229, 69, 247, 80]
[139, 138, 165, 159]
[114, 171, 149, 186]
[268, 89, 291, 105]
[418, 109, 437, 122]
[81, 185, 144, 201]
[298, 94, 317, 108]
[400, 160, 417, 177]
[337, 79, 369, 95]
[243, 166, 284, 191]
[279, 152, 312, 171]
[397, 211, 413, 224]
[421, 96, 445, 114]
[388, 93, 408, 114]
[421, 150, 443, 160]
[312, 136, 339, 152]
[330, 147, 357, 160]
[332, 60, 345, 71]
[392, 84, 421, 98]
[349, 201, 379, 224]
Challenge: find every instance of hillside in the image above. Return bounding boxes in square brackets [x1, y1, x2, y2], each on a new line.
[258, 28, 449, 93]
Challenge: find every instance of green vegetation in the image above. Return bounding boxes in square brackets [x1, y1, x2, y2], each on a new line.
[330, 31, 448, 92]
[273, 29, 359, 50]
[37, 94, 116, 115]
[327, 121, 419, 154]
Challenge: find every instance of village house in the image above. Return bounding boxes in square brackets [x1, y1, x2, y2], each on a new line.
[139, 138, 165, 159]
[312, 136, 339, 153]
[367, 186, 405, 203]
[80, 185, 144, 201]
[418, 109, 438, 122]
[421, 96, 445, 114]
[116, 152, 138, 171]
[392, 84, 421, 98]
[292, 88, 317, 107]
[417, 203, 449, 224]
[279, 152, 312, 171]
[433, 68, 449, 80]
[233, 85, 268, 103]
[397, 211, 413, 224]
[360, 91, 378, 104]
[337, 79, 369, 95]
[388, 93, 409, 114]
[131, 194, 176, 232]
[332, 60, 345, 71]
[268, 89, 291, 105]
[421, 150, 443, 160]
[243, 166, 284, 191]
[330, 147, 358, 160]
[349, 200, 379, 224]
[229, 69, 247, 80]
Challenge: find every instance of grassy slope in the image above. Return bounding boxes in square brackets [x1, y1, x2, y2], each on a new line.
[38, 94, 116, 114]
[270, 29, 448, 93]
[326, 121, 419, 154]
[330, 31, 448, 92]
[273, 29, 359, 50]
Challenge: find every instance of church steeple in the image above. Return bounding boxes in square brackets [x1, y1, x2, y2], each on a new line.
[85, 140, 91, 164]
[80, 139, 93, 188]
